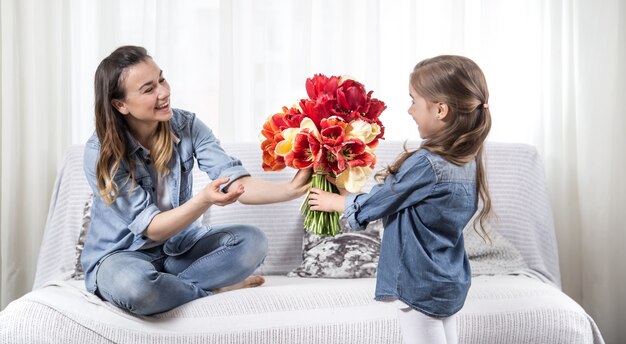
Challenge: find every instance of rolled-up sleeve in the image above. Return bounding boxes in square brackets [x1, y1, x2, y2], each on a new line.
[343, 193, 365, 231]
[127, 204, 161, 236]
[83, 142, 160, 242]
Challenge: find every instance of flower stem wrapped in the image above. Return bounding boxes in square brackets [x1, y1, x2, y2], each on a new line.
[300, 174, 341, 236]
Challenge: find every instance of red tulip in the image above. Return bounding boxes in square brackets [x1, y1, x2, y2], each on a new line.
[305, 74, 339, 101]
[260, 106, 304, 171]
[313, 144, 345, 175]
[340, 138, 376, 169]
[362, 97, 387, 122]
[284, 130, 315, 169]
[261, 139, 286, 171]
[337, 79, 369, 118]
[319, 117, 347, 147]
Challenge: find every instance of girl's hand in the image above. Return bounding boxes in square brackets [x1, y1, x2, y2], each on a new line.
[308, 187, 346, 213]
[201, 177, 244, 206]
[290, 168, 313, 197]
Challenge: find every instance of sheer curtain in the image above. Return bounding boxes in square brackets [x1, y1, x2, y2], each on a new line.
[1, 0, 624, 342]
[1, 0, 72, 307]
[562, 1, 625, 341]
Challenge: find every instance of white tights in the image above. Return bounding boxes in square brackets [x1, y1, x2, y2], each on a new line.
[392, 300, 458, 344]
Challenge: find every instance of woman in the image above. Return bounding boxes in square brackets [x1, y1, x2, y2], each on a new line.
[81, 45, 310, 315]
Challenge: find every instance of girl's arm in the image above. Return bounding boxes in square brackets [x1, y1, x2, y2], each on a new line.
[312, 154, 436, 229]
[228, 168, 312, 205]
[144, 177, 244, 241]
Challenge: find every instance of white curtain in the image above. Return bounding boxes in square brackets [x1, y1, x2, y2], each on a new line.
[0, 0, 72, 306]
[562, 1, 625, 341]
[1, 0, 624, 342]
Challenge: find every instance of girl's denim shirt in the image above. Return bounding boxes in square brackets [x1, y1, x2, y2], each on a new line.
[344, 149, 477, 317]
[81, 108, 250, 294]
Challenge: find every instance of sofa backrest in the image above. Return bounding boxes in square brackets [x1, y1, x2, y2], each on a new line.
[33, 140, 560, 290]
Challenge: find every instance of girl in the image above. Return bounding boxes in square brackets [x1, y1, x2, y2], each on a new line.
[81, 45, 310, 315]
[308, 55, 492, 344]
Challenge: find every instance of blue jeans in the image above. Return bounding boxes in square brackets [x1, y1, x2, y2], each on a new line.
[95, 224, 267, 315]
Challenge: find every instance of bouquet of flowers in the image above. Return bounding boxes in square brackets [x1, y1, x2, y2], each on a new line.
[260, 74, 386, 236]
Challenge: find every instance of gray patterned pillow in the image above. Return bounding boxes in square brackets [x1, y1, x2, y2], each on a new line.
[71, 195, 92, 280]
[464, 225, 528, 276]
[288, 219, 383, 278]
[287, 217, 528, 279]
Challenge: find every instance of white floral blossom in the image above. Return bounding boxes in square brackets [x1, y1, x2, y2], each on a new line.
[335, 165, 373, 193]
[345, 119, 380, 144]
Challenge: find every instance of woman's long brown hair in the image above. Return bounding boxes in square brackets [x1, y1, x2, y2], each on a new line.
[378, 55, 493, 241]
[94, 46, 173, 205]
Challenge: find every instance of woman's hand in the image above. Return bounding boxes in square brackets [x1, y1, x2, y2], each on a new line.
[289, 168, 313, 197]
[146, 177, 242, 241]
[308, 187, 346, 213]
[201, 177, 244, 206]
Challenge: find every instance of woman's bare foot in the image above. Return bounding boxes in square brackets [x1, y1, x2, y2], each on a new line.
[214, 275, 265, 293]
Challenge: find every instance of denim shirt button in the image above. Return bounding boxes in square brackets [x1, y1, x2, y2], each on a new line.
[145, 159, 152, 165]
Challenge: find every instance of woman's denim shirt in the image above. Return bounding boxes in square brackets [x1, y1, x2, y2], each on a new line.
[344, 148, 477, 317]
[81, 108, 250, 294]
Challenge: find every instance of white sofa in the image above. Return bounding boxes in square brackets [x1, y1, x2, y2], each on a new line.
[0, 140, 605, 344]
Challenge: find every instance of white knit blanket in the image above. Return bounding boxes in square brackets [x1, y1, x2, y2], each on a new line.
[1, 275, 604, 344]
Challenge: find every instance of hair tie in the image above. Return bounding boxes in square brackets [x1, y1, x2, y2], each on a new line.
[482, 103, 489, 109]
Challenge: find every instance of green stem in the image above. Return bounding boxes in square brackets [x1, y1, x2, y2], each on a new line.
[300, 174, 341, 236]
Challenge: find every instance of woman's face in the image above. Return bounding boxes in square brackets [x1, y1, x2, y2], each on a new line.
[112, 58, 172, 134]
[408, 84, 444, 139]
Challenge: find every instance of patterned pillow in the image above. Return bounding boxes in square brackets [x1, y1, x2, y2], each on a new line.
[288, 219, 383, 278]
[287, 216, 528, 279]
[464, 224, 528, 276]
[71, 195, 92, 280]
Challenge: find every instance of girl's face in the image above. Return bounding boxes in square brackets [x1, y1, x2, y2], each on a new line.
[408, 84, 445, 139]
[112, 58, 172, 135]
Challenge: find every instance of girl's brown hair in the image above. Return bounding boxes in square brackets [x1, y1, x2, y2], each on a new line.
[379, 55, 492, 240]
[94, 46, 173, 205]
